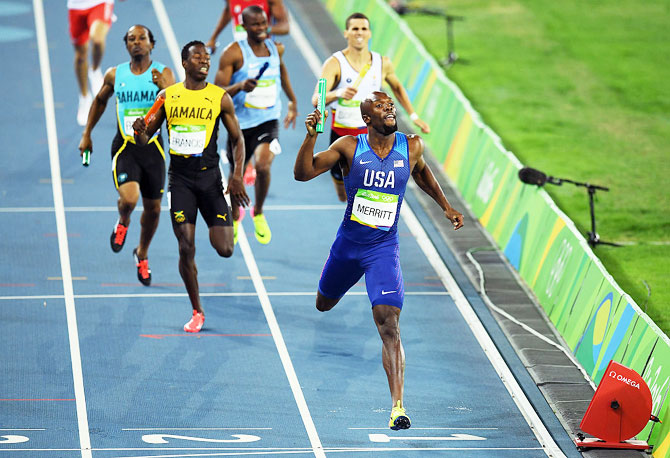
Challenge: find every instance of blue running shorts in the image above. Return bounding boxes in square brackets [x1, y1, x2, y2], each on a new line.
[318, 233, 405, 309]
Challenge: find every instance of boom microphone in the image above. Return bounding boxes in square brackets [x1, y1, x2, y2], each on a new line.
[519, 167, 547, 186]
[519, 167, 562, 186]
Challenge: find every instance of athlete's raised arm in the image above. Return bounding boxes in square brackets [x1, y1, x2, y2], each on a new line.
[295, 109, 353, 181]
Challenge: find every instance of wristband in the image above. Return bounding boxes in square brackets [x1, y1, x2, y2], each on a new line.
[409, 112, 419, 121]
[336, 88, 346, 98]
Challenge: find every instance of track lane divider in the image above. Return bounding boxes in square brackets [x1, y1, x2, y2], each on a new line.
[149, 0, 325, 454]
[33, 0, 92, 456]
[220, 166, 326, 458]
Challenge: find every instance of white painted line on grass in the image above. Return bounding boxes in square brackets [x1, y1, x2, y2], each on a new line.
[32, 1, 91, 457]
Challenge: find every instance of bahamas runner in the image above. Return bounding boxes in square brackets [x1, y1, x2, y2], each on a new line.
[133, 40, 250, 333]
[78, 24, 175, 286]
[215, 4, 298, 245]
[295, 91, 463, 430]
[312, 12, 430, 202]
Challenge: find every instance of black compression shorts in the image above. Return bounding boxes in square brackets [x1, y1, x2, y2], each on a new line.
[167, 167, 232, 228]
[226, 119, 280, 168]
[111, 134, 166, 200]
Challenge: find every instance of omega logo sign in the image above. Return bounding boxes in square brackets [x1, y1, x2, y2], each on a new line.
[609, 370, 641, 389]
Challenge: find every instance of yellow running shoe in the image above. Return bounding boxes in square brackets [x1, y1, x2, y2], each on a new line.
[233, 219, 240, 245]
[253, 213, 271, 244]
[389, 400, 411, 430]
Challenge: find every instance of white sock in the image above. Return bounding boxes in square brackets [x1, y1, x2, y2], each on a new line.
[88, 67, 103, 95]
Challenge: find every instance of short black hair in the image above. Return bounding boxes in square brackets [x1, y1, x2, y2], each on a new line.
[181, 40, 206, 61]
[123, 25, 155, 46]
[242, 5, 266, 24]
[345, 12, 370, 30]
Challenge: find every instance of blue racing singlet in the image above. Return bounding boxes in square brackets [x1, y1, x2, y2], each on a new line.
[114, 61, 165, 142]
[338, 132, 411, 244]
[229, 39, 281, 129]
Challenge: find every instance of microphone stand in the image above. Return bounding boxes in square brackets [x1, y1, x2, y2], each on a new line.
[394, 6, 465, 67]
[549, 177, 621, 248]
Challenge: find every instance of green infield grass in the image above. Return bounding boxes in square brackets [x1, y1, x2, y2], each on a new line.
[398, 0, 669, 334]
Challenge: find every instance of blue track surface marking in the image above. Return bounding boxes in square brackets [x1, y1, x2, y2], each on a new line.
[0, 0, 580, 456]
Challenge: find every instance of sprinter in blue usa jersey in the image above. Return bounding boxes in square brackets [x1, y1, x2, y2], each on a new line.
[295, 91, 464, 430]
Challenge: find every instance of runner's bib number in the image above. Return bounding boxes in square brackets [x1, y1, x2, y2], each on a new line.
[169, 124, 206, 156]
[351, 189, 398, 231]
[123, 108, 149, 137]
[334, 98, 364, 129]
[245, 79, 277, 109]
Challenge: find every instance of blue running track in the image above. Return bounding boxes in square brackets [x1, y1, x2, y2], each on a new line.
[0, 0, 581, 456]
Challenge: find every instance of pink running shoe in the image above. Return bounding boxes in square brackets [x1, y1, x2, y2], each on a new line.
[184, 310, 205, 333]
[243, 163, 256, 186]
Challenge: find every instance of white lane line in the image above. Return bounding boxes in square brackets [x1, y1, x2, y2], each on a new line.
[221, 168, 325, 458]
[0, 447, 544, 454]
[32, 1, 91, 457]
[400, 205, 565, 458]
[0, 292, 449, 301]
[149, 0, 325, 454]
[0, 429, 46, 431]
[0, 205, 344, 213]
[286, 9, 323, 75]
[122, 428, 272, 431]
[349, 427, 498, 430]
[150, 0, 184, 81]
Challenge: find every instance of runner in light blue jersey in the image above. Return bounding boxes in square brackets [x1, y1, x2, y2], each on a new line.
[78, 25, 175, 286]
[215, 5, 298, 246]
[295, 91, 464, 430]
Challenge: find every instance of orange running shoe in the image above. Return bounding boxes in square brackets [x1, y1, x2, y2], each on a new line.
[110, 220, 128, 253]
[133, 248, 151, 286]
[184, 310, 205, 333]
[243, 163, 256, 186]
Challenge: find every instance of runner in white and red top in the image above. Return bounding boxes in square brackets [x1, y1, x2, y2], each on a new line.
[68, 0, 114, 126]
[311, 12, 431, 202]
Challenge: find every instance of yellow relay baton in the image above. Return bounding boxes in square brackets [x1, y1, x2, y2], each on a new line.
[351, 63, 371, 89]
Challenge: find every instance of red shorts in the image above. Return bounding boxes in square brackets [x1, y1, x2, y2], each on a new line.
[68, 2, 113, 46]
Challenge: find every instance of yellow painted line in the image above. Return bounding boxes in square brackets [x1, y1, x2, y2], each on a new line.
[531, 219, 566, 287]
[442, 112, 473, 182]
[480, 164, 513, 228]
[492, 181, 523, 241]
